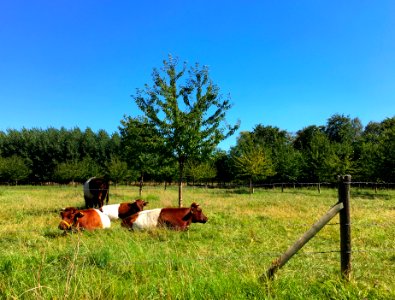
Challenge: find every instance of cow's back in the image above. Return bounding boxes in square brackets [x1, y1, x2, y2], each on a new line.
[95, 209, 111, 228]
[126, 208, 162, 230]
[77, 209, 111, 230]
[83, 177, 94, 200]
[101, 204, 121, 220]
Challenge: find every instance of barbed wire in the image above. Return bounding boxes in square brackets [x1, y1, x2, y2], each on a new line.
[1, 181, 394, 190]
[2, 246, 394, 276]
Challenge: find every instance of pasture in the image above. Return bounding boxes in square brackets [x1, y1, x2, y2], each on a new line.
[0, 185, 394, 299]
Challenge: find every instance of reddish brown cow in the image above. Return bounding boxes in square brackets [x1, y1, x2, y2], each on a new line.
[58, 207, 111, 231]
[100, 199, 148, 220]
[122, 202, 208, 231]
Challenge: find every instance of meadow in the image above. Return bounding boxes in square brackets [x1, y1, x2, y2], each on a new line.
[0, 184, 394, 299]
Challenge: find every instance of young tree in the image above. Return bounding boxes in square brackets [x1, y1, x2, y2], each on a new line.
[132, 56, 239, 206]
[231, 132, 275, 194]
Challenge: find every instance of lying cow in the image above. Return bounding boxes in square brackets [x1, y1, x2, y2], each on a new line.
[58, 207, 111, 231]
[101, 199, 148, 220]
[121, 202, 208, 231]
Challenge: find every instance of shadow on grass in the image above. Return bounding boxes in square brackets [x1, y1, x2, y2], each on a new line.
[351, 190, 392, 200]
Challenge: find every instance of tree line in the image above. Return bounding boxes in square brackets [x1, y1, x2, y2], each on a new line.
[1, 56, 393, 190]
[0, 114, 393, 186]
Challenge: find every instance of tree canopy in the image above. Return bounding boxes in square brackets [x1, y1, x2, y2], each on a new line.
[130, 56, 240, 206]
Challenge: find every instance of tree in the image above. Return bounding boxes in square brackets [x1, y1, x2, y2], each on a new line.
[300, 130, 337, 182]
[231, 132, 275, 194]
[0, 155, 31, 184]
[186, 159, 216, 187]
[132, 56, 239, 206]
[105, 156, 130, 186]
[119, 116, 163, 196]
[252, 125, 301, 182]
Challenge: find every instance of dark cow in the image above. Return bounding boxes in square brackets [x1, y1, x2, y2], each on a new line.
[121, 202, 208, 231]
[58, 207, 111, 231]
[101, 199, 149, 220]
[83, 177, 109, 208]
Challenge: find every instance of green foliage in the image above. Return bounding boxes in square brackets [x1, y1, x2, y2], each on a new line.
[132, 55, 239, 204]
[186, 160, 217, 185]
[105, 156, 132, 185]
[0, 155, 31, 184]
[0, 114, 394, 184]
[231, 132, 275, 193]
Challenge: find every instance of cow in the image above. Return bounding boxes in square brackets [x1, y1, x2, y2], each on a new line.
[121, 202, 208, 231]
[58, 207, 111, 231]
[100, 199, 148, 220]
[83, 177, 109, 208]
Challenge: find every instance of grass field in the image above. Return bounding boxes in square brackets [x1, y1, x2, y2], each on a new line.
[0, 185, 394, 299]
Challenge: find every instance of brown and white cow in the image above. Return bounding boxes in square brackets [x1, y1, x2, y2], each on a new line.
[101, 199, 148, 220]
[121, 202, 208, 231]
[58, 207, 111, 231]
[83, 177, 109, 208]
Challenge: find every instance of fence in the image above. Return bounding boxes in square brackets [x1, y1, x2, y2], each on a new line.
[263, 175, 352, 281]
[1, 179, 394, 278]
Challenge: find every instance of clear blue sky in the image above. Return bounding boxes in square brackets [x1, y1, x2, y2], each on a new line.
[1, 1, 394, 150]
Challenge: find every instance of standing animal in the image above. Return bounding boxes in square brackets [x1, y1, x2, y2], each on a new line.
[101, 199, 148, 220]
[121, 202, 208, 231]
[83, 177, 109, 208]
[58, 207, 111, 231]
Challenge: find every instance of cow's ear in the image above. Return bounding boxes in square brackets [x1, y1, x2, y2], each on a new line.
[76, 212, 84, 219]
[191, 205, 198, 214]
[191, 202, 199, 209]
[143, 201, 148, 206]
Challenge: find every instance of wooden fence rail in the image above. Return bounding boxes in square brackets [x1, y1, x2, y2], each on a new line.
[262, 175, 352, 281]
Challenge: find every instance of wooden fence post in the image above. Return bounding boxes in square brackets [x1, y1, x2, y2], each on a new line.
[338, 175, 352, 280]
[263, 202, 344, 280]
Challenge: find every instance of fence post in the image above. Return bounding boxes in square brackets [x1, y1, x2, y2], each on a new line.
[263, 201, 344, 280]
[338, 175, 352, 280]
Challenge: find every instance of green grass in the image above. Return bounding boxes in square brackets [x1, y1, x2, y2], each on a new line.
[0, 185, 394, 299]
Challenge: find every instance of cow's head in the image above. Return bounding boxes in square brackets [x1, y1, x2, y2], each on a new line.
[58, 207, 84, 230]
[190, 202, 208, 223]
[134, 199, 148, 211]
[118, 199, 149, 219]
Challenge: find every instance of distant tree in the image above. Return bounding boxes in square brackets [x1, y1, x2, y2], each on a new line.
[214, 150, 234, 185]
[252, 125, 301, 182]
[0, 155, 31, 184]
[378, 117, 395, 182]
[358, 117, 395, 182]
[155, 160, 178, 189]
[231, 132, 275, 193]
[119, 116, 163, 196]
[54, 160, 81, 184]
[300, 130, 337, 182]
[294, 125, 325, 151]
[325, 114, 363, 144]
[186, 159, 216, 187]
[105, 156, 129, 186]
[132, 56, 239, 206]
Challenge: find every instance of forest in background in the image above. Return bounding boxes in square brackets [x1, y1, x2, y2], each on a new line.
[0, 114, 394, 185]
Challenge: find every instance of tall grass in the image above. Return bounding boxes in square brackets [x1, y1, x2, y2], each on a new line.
[0, 185, 394, 299]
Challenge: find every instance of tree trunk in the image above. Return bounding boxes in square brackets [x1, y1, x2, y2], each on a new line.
[139, 173, 144, 197]
[178, 160, 185, 207]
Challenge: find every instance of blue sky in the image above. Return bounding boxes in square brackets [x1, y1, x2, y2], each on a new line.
[1, 1, 394, 150]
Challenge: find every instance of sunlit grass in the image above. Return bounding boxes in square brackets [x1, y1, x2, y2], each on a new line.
[0, 185, 394, 299]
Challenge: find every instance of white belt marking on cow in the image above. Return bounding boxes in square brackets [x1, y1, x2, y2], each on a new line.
[94, 209, 111, 228]
[101, 204, 121, 220]
[132, 208, 162, 230]
[83, 177, 94, 199]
